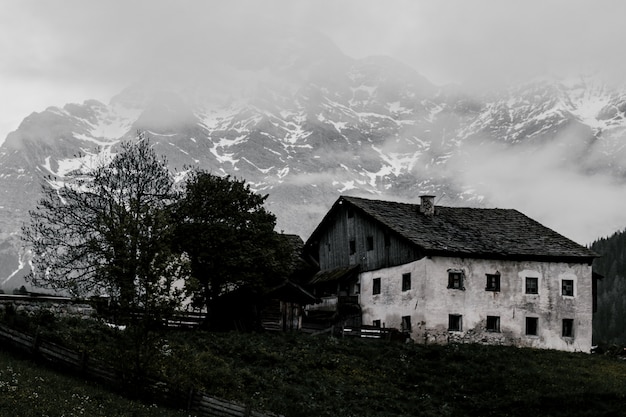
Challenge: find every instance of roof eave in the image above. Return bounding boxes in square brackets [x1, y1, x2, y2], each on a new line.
[426, 249, 598, 265]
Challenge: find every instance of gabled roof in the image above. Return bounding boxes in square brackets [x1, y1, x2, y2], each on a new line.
[307, 195, 599, 263]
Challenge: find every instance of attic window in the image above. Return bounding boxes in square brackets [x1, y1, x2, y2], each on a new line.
[347, 208, 354, 218]
[485, 273, 501, 292]
[447, 269, 465, 290]
[349, 240, 356, 255]
[366, 236, 374, 251]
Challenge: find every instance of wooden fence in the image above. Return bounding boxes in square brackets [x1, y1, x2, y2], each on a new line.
[341, 325, 401, 340]
[0, 323, 282, 417]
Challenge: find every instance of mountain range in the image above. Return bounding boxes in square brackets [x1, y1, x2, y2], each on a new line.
[2, 31, 626, 291]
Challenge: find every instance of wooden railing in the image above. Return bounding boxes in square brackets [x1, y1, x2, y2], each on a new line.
[341, 325, 396, 340]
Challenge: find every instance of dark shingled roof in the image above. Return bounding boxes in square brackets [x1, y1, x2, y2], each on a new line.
[315, 196, 598, 262]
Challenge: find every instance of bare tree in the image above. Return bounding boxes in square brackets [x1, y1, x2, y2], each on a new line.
[23, 134, 185, 320]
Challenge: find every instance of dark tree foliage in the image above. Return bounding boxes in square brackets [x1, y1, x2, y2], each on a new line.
[590, 229, 626, 345]
[22, 135, 185, 320]
[173, 170, 292, 328]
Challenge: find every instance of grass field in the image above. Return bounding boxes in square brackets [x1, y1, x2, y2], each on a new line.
[0, 349, 193, 417]
[160, 331, 626, 417]
[2, 312, 626, 417]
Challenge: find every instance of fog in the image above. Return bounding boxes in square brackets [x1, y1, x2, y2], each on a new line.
[3, 1, 626, 243]
[450, 126, 626, 244]
[4, 0, 626, 139]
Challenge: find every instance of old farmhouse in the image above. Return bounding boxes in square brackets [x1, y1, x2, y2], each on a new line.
[303, 195, 599, 352]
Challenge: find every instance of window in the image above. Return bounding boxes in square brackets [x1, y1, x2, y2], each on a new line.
[486, 316, 500, 332]
[373, 319, 381, 328]
[448, 314, 462, 331]
[366, 236, 374, 251]
[525, 277, 538, 294]
[402, 273, 411, 291]
[347, 209, 354, 218]
[485, 273, 501, 292]
[448, 270, 465, 290]
[562, 319, 574, 337]
[349, 240, 356, 255]
[401, 316, 412, 333]
[526, 317, 538, 336]
[373, 278, 381, 295]
[562, 280, 574, 296]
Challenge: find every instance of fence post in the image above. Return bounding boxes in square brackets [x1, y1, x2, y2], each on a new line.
[186, 388, 195, 412]
[32, 331, 41, 356]
[80, 351, 88, 374]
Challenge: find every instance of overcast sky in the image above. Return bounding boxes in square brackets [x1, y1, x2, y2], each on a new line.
[2, 0, 626, 143]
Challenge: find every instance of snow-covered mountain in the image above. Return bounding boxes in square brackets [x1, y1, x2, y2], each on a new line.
[2, 32, 626, 291]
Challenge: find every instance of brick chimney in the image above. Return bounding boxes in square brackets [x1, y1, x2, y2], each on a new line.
[419, 195, 435, 216]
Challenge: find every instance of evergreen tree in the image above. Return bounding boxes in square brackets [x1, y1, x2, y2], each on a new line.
[590, 230, 626, 345]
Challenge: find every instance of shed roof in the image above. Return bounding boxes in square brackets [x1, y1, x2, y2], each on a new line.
[308, 195, 598, 263]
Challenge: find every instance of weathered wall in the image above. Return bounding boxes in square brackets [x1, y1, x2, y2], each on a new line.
[359, 256, 593, 352]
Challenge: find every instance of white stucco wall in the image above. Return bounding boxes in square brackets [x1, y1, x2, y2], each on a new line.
[359, 256, 593, 352]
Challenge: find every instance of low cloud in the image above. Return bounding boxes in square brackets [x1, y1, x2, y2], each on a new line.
[452, 128, 626, 244]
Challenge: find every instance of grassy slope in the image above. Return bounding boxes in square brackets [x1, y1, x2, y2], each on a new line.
[0, 349, 193, 417]
[161, 331, 626, 417]
[2, 313, 626, 417]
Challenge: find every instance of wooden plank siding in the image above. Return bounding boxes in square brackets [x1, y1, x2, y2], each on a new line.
[314, 204, 421, 272]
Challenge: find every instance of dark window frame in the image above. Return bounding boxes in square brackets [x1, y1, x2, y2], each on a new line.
[448, 314, 463, 331]
[485, 273, 501, 292]
[562, 318, 574, 337]
[526, 317, 538, 336]
[486, 315, 500, 332]
[562, 279, 574, 297]
[373, 278, 381, 295]
[373, 319, 381, 328]
[402, 273, 411, 291]
[525, 277, 539, 294]
[448, 270, 465, 290]
[366, 236, 374, 251]
[401, 316, 412, 333]
[349, 240, 356, 255]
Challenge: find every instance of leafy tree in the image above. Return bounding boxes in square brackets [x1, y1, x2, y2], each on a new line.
[23, 134, 185, 322]
[173, 170, 291, 328]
